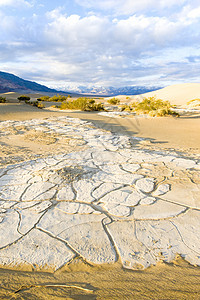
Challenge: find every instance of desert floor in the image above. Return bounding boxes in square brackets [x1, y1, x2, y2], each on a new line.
[0, 102, 200, 152]
[0, 102, 200, 299]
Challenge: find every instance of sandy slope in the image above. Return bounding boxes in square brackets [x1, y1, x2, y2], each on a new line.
[136, 83, 200, 106]
[106, 83, 200, 106]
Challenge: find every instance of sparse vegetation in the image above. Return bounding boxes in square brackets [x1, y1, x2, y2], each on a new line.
[120, 104, 132, 111]
[36, 102, 45, 109]
[60, 97, 104, 111]
[107, 98, 120, 105]
[49, 94, 68, 102]
[25, 100, 45, 109]
[18, 95, 30, 101]
[37, 94, 71, 102]
[37, 96, 50, 101]
[0, 96, 6, 103]
[131, 97, 179, 117]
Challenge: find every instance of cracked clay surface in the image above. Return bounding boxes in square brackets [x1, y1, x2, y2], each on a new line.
[0, 116, 200, 270]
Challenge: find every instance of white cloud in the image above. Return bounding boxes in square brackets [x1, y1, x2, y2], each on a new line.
[0, 11, 17, 37]
[75, 0, 187, 15]
[0, 0, 32, 6]
[1, 2, 200, 88]
[45, 10, 109, 47]
[179, 4, 200, 21]
[44, 11, 184, 52]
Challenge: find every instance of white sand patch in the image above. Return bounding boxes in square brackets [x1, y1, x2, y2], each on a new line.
[98, 111, 131, 118]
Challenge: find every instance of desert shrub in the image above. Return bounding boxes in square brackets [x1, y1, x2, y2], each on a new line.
[0, 96, 6, 103]
[120, 105, 132, 111]
[131, 97, 179, 117]
[89, 102, 105, 111]
[49, 94, 68, 102]
[37, 96, 50, 101]
[18, 95, 30, 101]
[25, 100, 44, 109]
[60, 97, 104, 111]
[88, 99, 95, 104]
[36, 102, 45, 109]
[107, 98, 120, 105]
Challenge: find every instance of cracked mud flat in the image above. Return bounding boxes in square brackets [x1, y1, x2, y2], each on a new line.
[0, 116, 200, 275]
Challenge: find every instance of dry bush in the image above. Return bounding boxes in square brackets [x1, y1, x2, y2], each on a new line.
[0, 96, 6, 103]
[60, 98, 104, 111]
[18, 95, 30, 101]
[120, 105, 132, 111]
[107, 98, 120, 105]
[37, 94, 71, 102]
[131, 97, 179, 117]
[25, 100, 45, 109]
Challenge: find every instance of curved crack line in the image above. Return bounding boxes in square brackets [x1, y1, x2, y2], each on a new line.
[71, 182, 77, 199]
[37, 227, 81, 258]
[13, 200, 44, 211]
[0, 208, 49, 251]
[48, 218, 105, 238]
[153, 176, 168, 191]
[92, 184, 127, 204]
[15, 210, 22, 235]
[119, 164, 141, 174]
[54, 204, 80, 216]
[90, 203, 114, 221]
[133, 207, 189, 222]
[159, 197, 200, 211]
[26, 184, 58, 202]
[10, 283, 94, 297]
[169, 220, 200, 256]
[0, 171, 7, 179]
[54, 198, 114, 220]
[19, 183, 32, 201]
[91, 182, 104, 198]
[101, 217, 121, 263]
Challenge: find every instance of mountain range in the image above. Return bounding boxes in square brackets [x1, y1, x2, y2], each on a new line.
[50, 84, 161, 96]
[0, 71, 160, 96]
[0, 71, 59, 94]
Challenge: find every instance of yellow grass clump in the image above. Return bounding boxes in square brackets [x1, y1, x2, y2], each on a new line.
[186, 99, 200, 107]
[131, 96, 179, 117]
[60, 97, 105, 111]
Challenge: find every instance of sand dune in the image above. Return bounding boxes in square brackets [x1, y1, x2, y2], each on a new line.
[107, 83, 200, 106]
[133, 83, 200, 106]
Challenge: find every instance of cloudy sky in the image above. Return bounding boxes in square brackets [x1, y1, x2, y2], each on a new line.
[0, 0, 200, 89]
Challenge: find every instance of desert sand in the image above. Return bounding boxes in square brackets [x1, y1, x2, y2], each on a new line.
[136, 83, 200, 106]
[0, 91, 200, 299]
[1, 102, 200, 152]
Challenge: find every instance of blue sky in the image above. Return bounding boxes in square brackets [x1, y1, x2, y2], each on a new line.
[0, 0, 200, 89]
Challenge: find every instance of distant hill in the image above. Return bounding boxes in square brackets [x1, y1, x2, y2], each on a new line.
[0, 71, 62, 94]
[58, 85, 161, 96]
